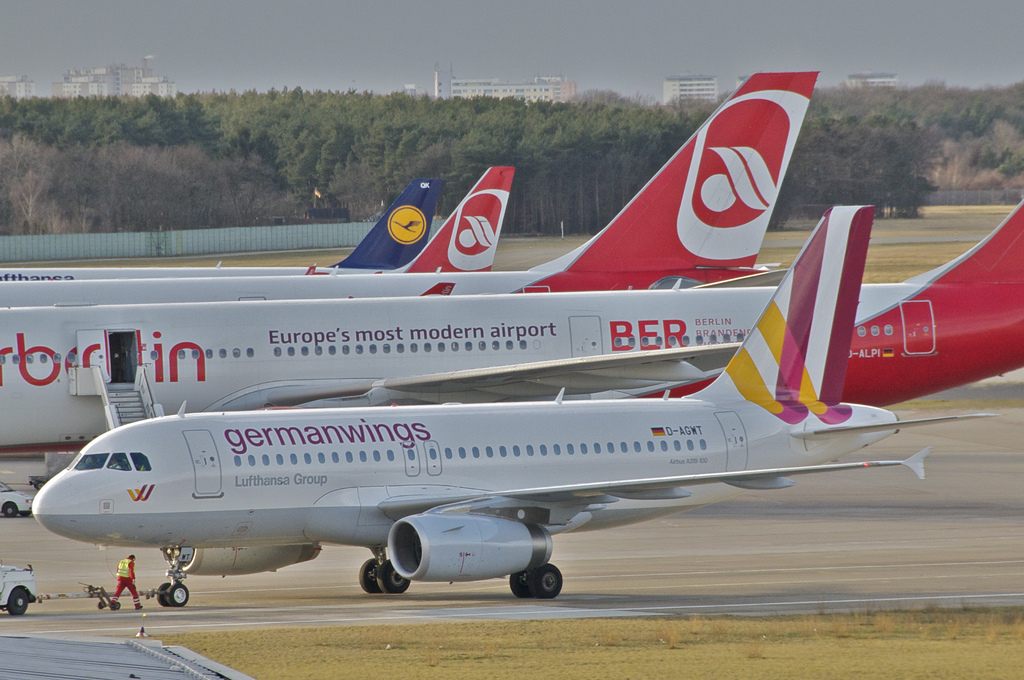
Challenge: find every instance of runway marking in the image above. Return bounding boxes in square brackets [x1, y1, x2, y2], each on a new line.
[572, 559, 1024, 580]
[18, 592, 1024, 635]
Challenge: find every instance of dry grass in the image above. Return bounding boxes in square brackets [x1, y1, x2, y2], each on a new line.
[160, 607, 1024, 680]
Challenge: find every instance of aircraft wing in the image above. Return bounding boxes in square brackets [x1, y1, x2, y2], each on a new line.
[302, 343, 741, 406]
[377, 449, 930, 522]
[792, 413, 998, 440]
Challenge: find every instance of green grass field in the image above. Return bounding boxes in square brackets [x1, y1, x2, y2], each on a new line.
[162, 608, 1024, 680]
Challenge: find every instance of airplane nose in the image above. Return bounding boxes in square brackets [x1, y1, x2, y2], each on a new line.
[31, 475, 74, 536]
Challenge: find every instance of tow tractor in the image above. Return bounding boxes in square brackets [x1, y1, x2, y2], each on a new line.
[1, 563, 159, 615]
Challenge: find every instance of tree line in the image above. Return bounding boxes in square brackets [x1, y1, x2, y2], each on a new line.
[0, 81, 1021, 236]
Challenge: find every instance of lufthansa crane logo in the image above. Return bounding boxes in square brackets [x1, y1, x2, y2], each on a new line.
[388, 206, 428, 245]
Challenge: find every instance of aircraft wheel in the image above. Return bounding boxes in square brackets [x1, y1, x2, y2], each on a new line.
[166, 582, 189, 607]
[156, 582, 172, 607]
[7, 587, 30, 615]
[375, 560, 411, 594]
[1, 502, 17, 518]
[527, 564, 562, 600]
[509, 571, 532, 598]
[359, 559, 383, 594]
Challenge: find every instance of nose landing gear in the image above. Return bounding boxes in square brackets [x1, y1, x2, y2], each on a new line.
[157, 546, 192, 607]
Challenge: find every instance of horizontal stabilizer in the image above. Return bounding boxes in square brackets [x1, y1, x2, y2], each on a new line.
[793, 413, 998, 440]
[694, 269, 787, 289]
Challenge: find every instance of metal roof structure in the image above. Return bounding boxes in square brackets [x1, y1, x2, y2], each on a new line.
[0, 634, 255, 680]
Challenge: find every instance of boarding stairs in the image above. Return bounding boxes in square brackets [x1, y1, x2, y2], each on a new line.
[69, 365, 166, 430]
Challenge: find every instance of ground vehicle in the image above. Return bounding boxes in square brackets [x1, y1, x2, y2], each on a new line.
[0, 482, 32, 517]
[0, 564, 36, 615]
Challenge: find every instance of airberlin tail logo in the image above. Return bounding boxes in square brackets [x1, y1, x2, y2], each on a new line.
[127, 485, 155, 501]
[677, 88, 810, 262]
[447, 190, 507, 270]
[387, 206, 427, 245]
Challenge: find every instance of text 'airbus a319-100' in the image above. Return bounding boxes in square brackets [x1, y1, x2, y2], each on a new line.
[32, 206, 991, 605]
[0, 72, 817, 303]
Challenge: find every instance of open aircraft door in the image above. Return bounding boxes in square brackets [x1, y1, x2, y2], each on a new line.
[715, 411, 748, 472]
[183, 429, 224, 499]
[75, 330, 109, 382]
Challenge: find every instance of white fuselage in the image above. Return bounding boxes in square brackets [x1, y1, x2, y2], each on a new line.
[32, 397, 897, 550]
[0, 285, 916, 450]
[0, 270, 555, 307]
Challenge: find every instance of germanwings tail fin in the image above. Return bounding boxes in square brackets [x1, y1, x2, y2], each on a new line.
[904, 199, 1024, 286]
[538, 72, 817, 277]
[331, 178, 441, 270]
[699, 206, 875, 423]
[404, 167, 514, 273]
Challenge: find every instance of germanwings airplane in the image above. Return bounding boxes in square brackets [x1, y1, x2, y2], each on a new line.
[0, 166, 511, 281]
[33, 206, 986, 604]
[3, 199, 1024, 451]
[0, 71, 816, 302]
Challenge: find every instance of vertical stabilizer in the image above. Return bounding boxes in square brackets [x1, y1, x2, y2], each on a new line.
[405, 167, 514, 273]
[539, 72, 817, 276]
[332, 178, 442, 270]
[700, 206, 874, 423]
[904, 199, 1024, 286]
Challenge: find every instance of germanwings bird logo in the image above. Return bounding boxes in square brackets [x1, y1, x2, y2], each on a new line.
[127, 485, 155, 501]
[721, 207, 874, 424]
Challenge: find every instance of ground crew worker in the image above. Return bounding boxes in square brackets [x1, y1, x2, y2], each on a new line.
[111, 554, 142, 610]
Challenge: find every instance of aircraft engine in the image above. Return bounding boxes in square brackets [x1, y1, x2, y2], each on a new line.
[388, 514, 551, 582]
[181, 544, 320, 576]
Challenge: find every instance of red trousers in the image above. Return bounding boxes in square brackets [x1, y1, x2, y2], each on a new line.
[112, 577, 139, 604]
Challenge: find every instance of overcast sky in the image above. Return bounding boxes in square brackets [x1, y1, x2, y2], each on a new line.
[2, 0, 1022, 98]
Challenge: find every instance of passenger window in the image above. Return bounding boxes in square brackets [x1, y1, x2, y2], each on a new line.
[472, 447, 480, 458]
[647, 441, 655, 452]
[540, 444, 548, 456]
[318, 452, 326, 464]
[274, 347, 282, 357]
[219, 348, 227, 359]
[106, 452, 131, 471]
[75, 453, 109, 470]
[244, 348, 252, 358]
[262, 454, 270, 466]
[278, 454, 285, 465]
[373, 450, 381, 462]
[301, 347, 309, 356]
[206, 349, 214, 359]
[458, 447, 467, 459]
[130, 452, 152, 472]
[526, 445, 535, 456]
[513, 445, 521, 457]
[287, 347, 296, 356]
[486, 446, 494, 458]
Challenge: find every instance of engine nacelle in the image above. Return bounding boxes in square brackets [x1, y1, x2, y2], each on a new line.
[388, 514, 552, 582]
[181, 544, 320, 576]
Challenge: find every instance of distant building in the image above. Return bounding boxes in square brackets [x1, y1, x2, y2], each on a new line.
[449, 76, 578, 103]
[403, 83, 426, 97]
[846, 72, 899, 88]
[663, 75, 718, 104]
[52, 58, 176, 98]
[0, 75, 35, 98]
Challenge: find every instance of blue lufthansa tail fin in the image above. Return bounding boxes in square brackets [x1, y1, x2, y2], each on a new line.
[332, 178, 442, 270]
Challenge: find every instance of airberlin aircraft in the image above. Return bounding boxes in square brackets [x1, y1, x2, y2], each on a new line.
[33, 206, 987, 604]
[3, 199, 1024, 451]
[0, 71, 816, 304]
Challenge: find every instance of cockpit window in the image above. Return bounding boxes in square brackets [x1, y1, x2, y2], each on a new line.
[130, 452, 152, 472]
[75, 453, 110, 470]
[107, 452, 132, 471]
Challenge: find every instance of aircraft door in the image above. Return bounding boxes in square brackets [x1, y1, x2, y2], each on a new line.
[76, 330, 109, 382]
[900, 300, 936, 355]
[569, 316, 603, 356]
[715, 411, 748, 472]
[183, 429, 224, 499]
[107, 331, 139, 384]
[424, 440, 442, 476]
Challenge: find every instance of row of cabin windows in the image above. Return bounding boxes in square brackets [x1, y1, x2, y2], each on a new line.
[74, 451, 153, 472]
[612, 333, 743, 349]
[232, 437, 710, 468]
[272, 339, 531, 357]
[857, 324, 895, 337]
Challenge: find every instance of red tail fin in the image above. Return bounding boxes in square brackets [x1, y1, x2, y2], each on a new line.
[405, 167, 514, 273]
[908, 200, 1024, 285]
[548, 72, 817, 276]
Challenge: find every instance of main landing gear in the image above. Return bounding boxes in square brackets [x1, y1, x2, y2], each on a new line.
[359, 547, 410, 594]
[157, 546, 192, 607]
[509, 564, 563, 599]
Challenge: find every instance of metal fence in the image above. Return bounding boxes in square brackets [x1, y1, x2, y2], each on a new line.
[0, 220, 439, 262]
